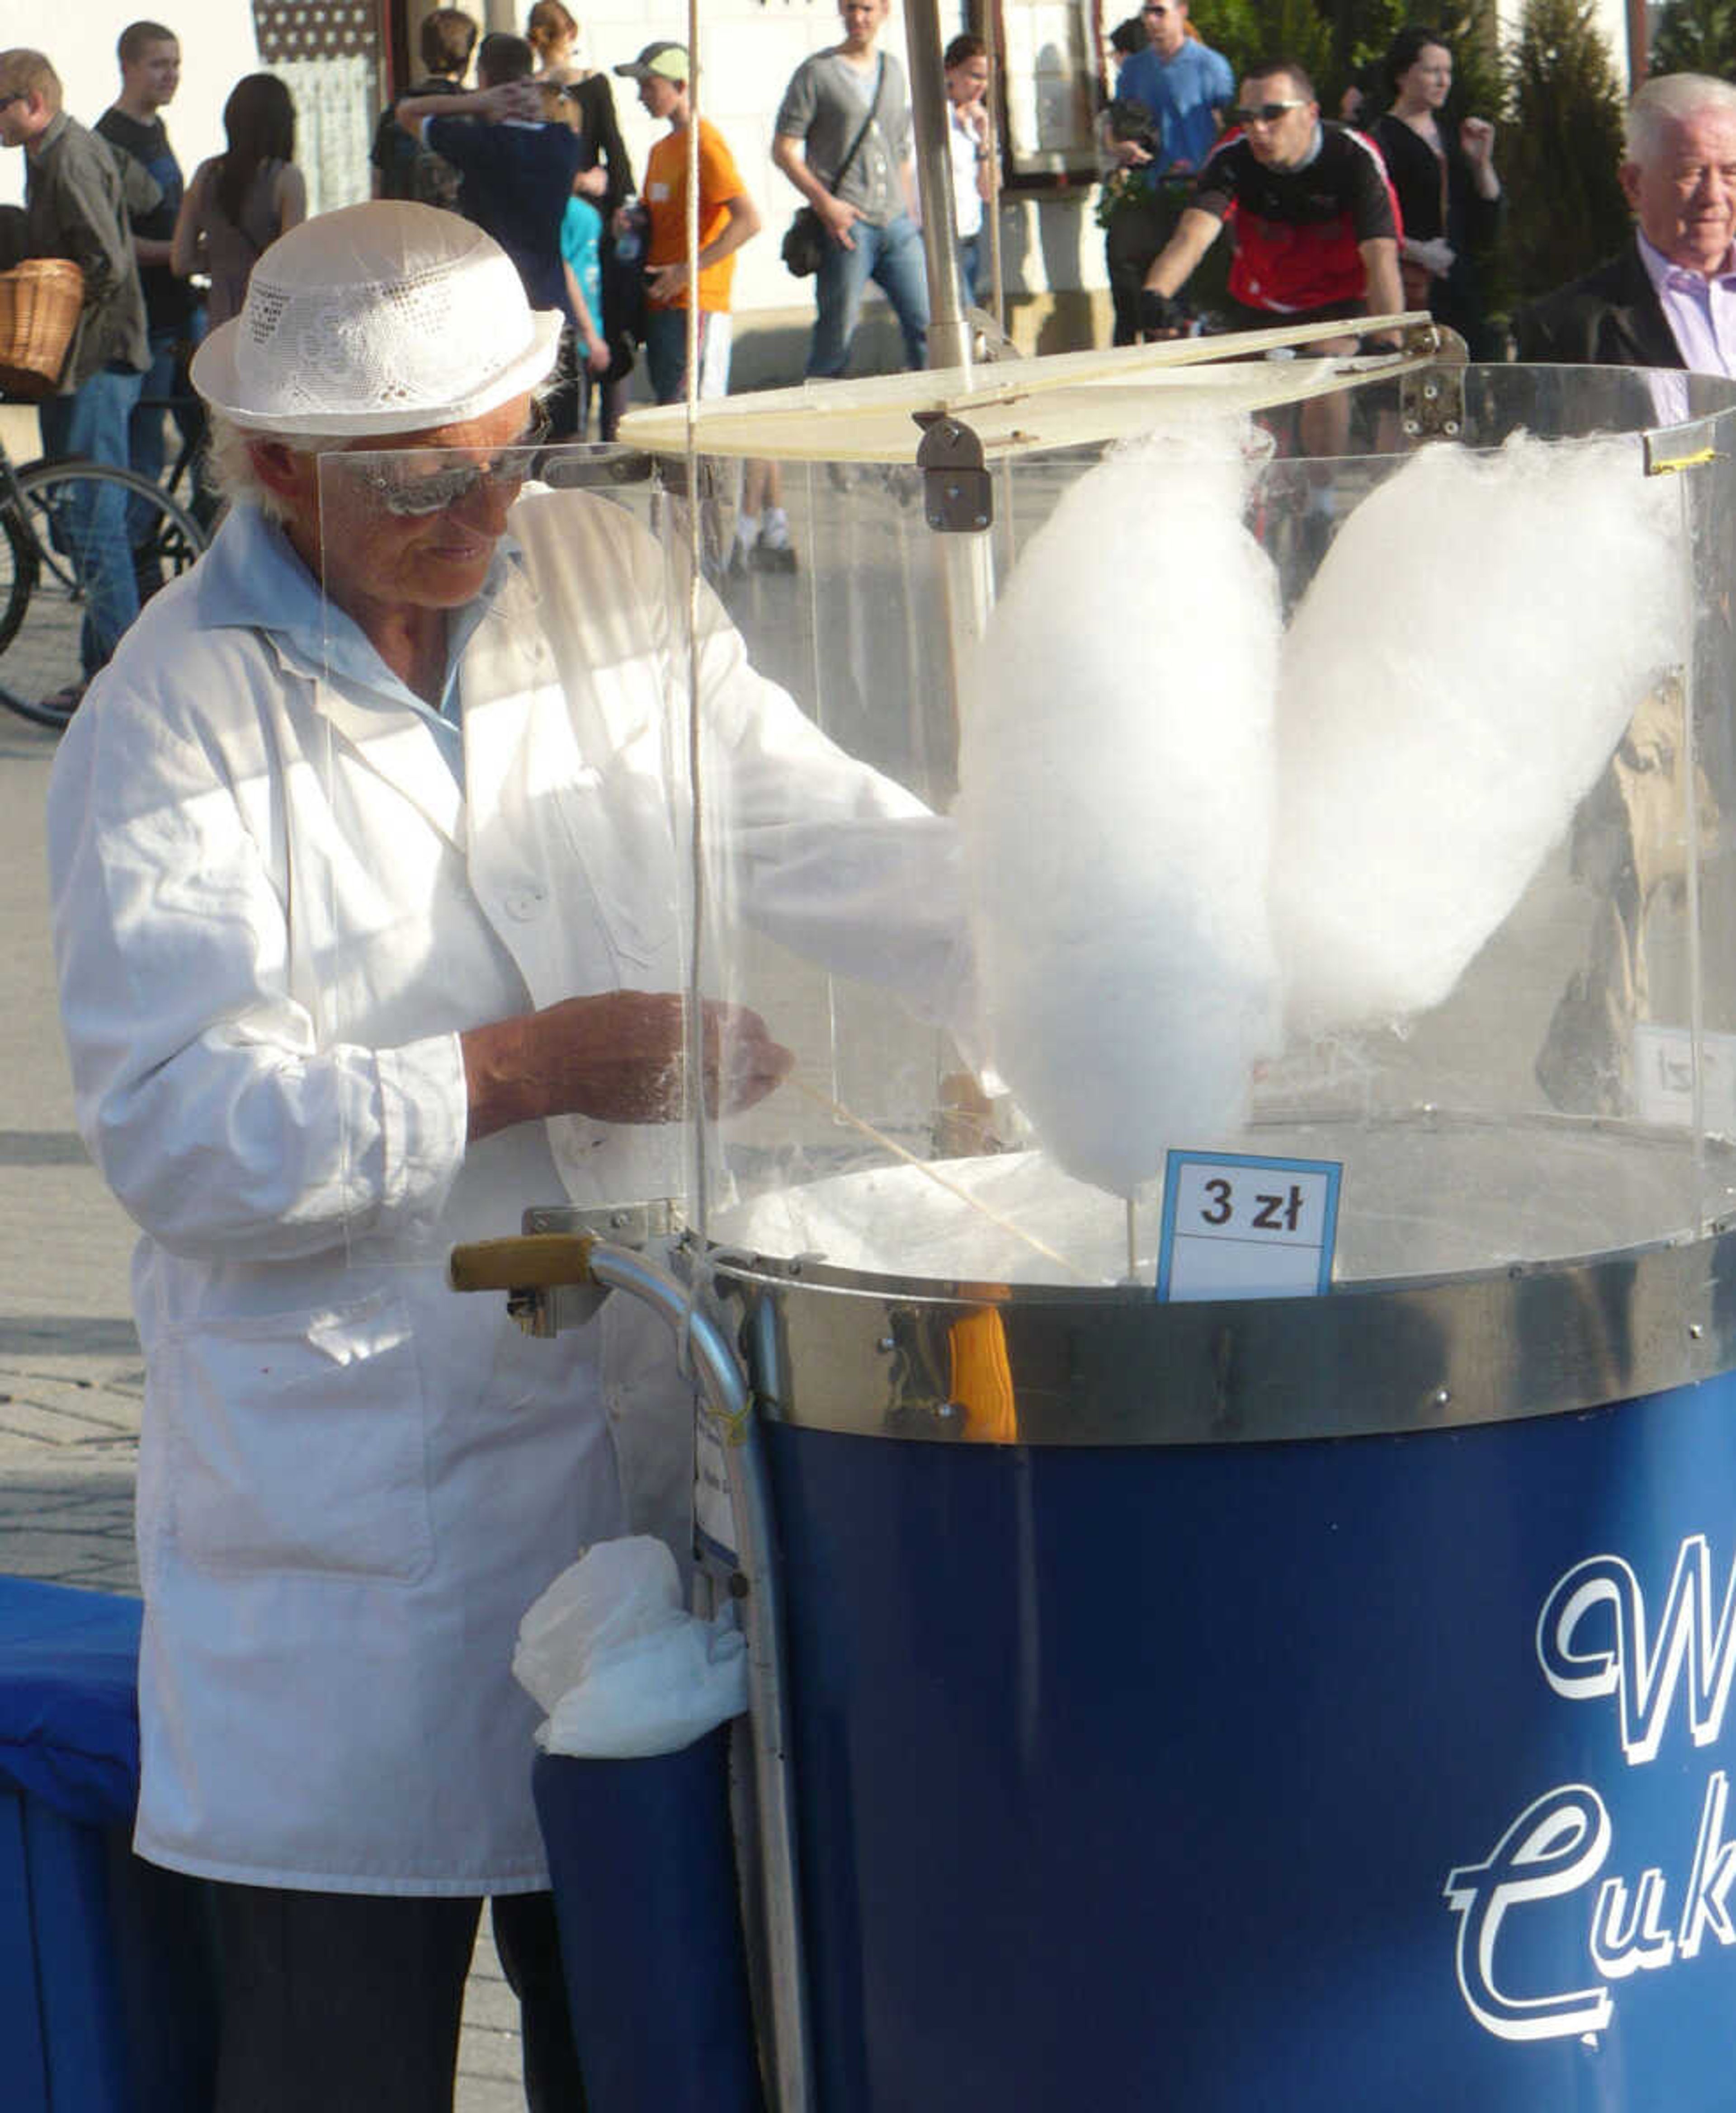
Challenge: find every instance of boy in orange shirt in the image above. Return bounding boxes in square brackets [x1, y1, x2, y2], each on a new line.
[613, 41, 761, 403]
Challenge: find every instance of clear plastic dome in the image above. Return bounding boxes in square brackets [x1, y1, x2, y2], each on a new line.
[318, 352, 1736, 1294]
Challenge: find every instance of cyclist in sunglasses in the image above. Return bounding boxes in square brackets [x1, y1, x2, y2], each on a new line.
[1137, 55, 1405, 450]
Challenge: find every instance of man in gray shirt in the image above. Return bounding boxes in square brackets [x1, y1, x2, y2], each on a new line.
[0, 47, 151, 704]
[773, 0, 928, 376]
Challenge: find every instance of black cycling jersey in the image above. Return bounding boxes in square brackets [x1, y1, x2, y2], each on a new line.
[1192, 122, 1399, 313]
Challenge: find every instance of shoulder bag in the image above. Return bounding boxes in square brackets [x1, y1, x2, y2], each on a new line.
[782, 57, 885, 278]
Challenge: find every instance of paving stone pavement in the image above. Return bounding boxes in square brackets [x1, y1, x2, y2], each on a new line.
[0, 715, 523, 2108]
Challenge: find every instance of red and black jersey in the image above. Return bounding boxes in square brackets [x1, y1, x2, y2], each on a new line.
[1192, 122, 1401, 314]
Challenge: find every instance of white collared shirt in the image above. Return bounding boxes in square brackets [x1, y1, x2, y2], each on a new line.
[1638, 228, 1736, 378]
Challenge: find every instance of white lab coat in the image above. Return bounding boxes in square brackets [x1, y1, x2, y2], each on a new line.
[47, 487, 967, 1892]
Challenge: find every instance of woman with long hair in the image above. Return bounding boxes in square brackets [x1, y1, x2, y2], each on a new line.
[545, 81, 613, 438]
[525, 5, 637, 437]
[172, 74, 306, 328]
[1372, 27, 1501, 359]
[943, 33, 996, 307]
[526, 0, 580, 83]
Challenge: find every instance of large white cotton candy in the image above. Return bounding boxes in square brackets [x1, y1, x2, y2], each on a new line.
[957, 422, 1283, 1198]
[1275, 430, 1688, 1031]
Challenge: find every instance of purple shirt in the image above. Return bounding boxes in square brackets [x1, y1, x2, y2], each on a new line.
[1638, 228, 1736, 378]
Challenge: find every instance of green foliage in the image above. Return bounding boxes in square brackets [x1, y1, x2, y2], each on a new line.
[1342, 0, 1504, 128]
[1322, 0, 1412, 111]
[1501, 0, 1630, 297]
[1189, 0, 1500, 128]
[1191, 0, 1333, 92]
[1650, 0, 1736, 76]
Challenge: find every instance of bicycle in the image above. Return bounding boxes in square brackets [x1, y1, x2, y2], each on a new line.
[0, 438, 207, 732]
[134, 383, 221, 534]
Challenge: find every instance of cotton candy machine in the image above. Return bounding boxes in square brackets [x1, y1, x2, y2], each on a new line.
[428, 347, 1736, 2111]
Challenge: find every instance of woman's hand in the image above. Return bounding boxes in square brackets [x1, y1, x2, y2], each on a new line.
[1460, 115, 1495, 169]
[1409, 235, 1456, 278]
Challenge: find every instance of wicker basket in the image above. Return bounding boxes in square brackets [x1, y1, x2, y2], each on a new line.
[0, 258, 85, 401]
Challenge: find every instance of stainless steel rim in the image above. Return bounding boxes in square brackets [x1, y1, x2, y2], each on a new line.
[708, 1222, 1736, 1445]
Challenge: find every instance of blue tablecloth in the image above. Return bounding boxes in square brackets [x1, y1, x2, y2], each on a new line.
[0, 1576, 216, 2111]
[0, 1577, 142, 1827]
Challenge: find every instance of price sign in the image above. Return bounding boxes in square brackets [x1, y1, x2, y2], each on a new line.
[1156, 1150, 1341, 1303]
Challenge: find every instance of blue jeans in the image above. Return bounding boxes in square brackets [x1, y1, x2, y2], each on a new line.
[958, 233, 982, 308]
[645, 307, 731, 405]
[129, 321, 205, 536]
[37, 364, 145, 677]
[807, 210, 929, 378]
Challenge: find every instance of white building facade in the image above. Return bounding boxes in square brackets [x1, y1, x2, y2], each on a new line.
[0, 0, 1651, 366]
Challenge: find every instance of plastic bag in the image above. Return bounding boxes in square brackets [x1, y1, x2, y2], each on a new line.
[540, 1618, 746, 1759]
[513, 1536, 684, 1711]
[514, 1537, 747, 1759]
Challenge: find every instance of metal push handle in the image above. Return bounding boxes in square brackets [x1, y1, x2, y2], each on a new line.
[447, 1235, 814, 2113]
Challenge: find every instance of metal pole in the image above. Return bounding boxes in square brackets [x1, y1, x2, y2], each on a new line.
[982, 2, 1005, 336]
[1625, 0, 1649, 89]
[905, 0, 972, 377]
[584, 1244, 815, 2113]
[903, 0, 997, 684]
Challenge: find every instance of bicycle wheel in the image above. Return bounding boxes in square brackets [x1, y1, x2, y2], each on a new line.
[0, 498, 35, 660]
[0, 459, 206, 732]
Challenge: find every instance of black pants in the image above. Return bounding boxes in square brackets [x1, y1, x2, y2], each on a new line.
[209, 1882, 586, 2113]
[1105, 189, 1181, 345]
[1104, 183, 1232, 343]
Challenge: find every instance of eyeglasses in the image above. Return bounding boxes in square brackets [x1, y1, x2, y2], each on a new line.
[344, 411, 552, 518]
[0, 94, 26, 114]
[1232, 99, 1307, 125]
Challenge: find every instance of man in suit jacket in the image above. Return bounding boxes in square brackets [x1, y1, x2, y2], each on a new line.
[1522, 71, 1736, 1123]
[1516, 71, 1736, 371]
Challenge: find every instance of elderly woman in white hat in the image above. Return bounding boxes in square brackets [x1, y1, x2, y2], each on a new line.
[45, 200, 967, 2111]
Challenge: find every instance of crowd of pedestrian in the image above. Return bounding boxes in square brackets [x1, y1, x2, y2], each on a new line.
[0, 0, 1734, 698]
[1099, 6, 1505, 363]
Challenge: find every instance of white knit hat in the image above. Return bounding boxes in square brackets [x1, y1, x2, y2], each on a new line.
[190, 201, 563, 437]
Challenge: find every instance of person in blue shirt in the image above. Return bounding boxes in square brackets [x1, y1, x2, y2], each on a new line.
[396, 32, 582, 326]
[549, 169, 610, 437]
[1104, 0, 1233, 340]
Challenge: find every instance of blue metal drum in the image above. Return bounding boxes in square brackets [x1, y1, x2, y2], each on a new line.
[713, 1208, 1736, 2112]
